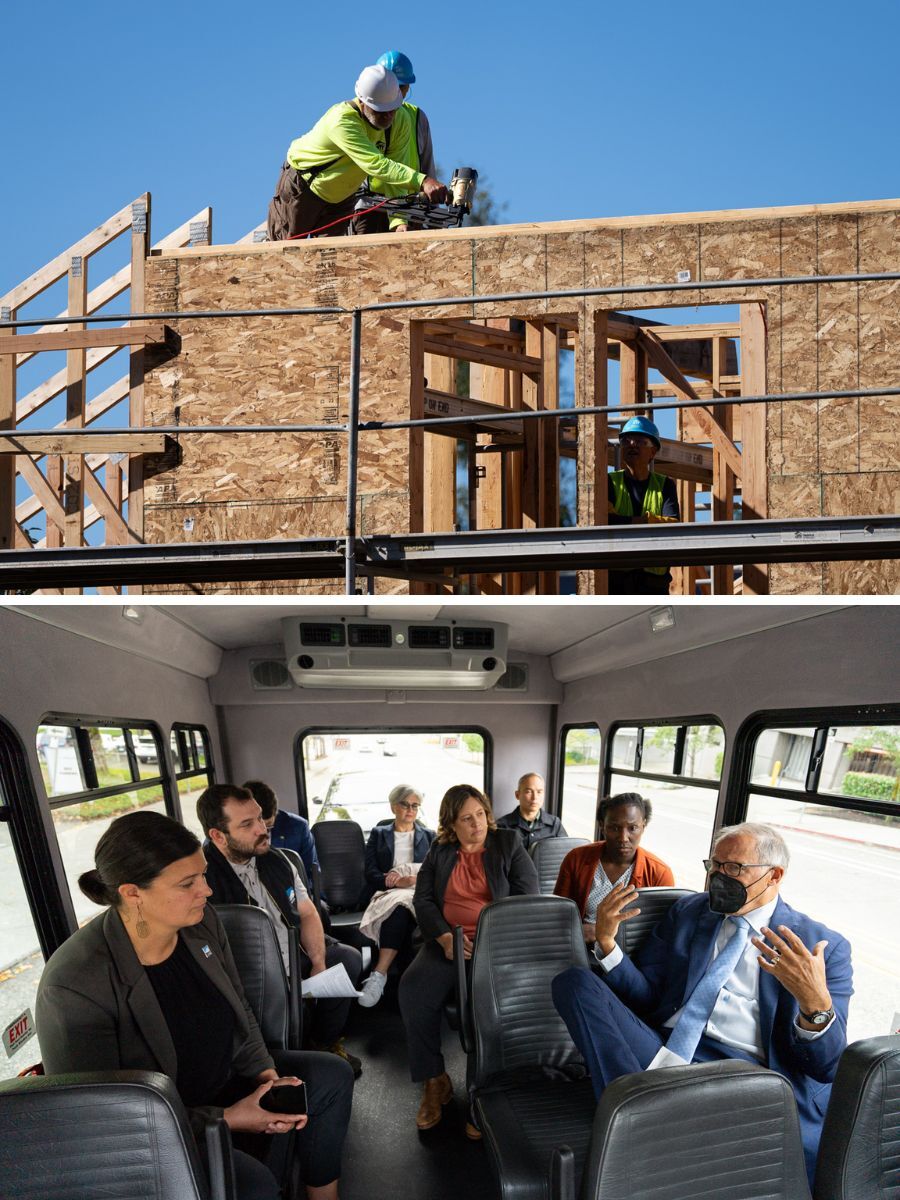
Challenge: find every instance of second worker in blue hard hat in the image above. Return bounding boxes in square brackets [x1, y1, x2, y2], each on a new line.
[607, 417, 681, 595]
[352, 50, 439, 235]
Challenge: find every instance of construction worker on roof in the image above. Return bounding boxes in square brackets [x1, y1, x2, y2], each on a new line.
[607, 416, 681, 596]
[352, 50, 438, 235]
[267, 64, 447, 241]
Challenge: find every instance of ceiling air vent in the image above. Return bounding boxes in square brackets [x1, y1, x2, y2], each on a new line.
[453, 627, 495, 650]
[348, 624, 392, 648]
[250, 659, 293, 690]
[409, 625, 451, 649]
[495, 662, 529, 692]
[300, 623, 346, 647]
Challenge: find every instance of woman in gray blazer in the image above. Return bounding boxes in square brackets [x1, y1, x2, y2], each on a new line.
[35, 810, 352, 1200]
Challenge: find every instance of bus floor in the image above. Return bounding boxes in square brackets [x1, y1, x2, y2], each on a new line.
[337, 981, 494, 1200]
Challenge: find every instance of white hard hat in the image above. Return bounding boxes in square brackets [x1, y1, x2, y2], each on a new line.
[355, 64, 403, 112]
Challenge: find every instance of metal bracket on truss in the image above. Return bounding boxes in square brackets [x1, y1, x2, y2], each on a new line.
[189, 221, 209, 247]
[132, 200, 148, 234]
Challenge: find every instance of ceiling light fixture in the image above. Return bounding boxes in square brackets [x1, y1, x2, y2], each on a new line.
[121, 605, 145, 624]
[649, 606, 676, 634]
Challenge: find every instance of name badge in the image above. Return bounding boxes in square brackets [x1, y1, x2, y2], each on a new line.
[287, 887, 296, 904]
[201, 944, 212, 958]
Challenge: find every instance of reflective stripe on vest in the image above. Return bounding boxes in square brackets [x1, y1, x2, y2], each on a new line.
[609, 470, 668, 574]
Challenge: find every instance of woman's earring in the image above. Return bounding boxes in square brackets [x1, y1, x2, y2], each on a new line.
[136, 903, 150, 939]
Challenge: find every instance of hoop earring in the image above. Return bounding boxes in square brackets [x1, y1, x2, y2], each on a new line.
[135, 903, 150, 940]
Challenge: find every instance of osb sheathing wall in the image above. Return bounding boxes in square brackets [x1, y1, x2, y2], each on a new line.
[142, 198, 900, 595]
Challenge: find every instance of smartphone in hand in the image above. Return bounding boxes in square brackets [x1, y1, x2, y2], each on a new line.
[259, 1082, 308, 1115]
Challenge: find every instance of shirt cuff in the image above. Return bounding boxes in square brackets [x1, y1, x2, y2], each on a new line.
[794, 1013, 835, 1039]
[593, 942, 624, 971]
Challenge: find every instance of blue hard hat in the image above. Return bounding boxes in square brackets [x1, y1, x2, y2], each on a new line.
[377, 50, 415, 85]
[620, 416, 661, 449]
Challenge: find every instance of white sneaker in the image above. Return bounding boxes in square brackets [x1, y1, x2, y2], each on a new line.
[358, 971, 387, 1008]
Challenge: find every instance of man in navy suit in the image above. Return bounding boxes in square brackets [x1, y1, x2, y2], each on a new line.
[552, 822, 852, 1185]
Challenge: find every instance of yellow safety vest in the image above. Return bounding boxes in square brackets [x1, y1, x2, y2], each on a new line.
[609, 470, 668, 575]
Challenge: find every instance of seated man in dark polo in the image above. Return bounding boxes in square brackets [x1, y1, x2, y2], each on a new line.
[198, 784, 363, 1078]
[495, 772, 566, 849]
[552, 822, 852, 1186]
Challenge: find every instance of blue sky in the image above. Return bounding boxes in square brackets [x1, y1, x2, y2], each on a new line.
[2, 0, 899, 295]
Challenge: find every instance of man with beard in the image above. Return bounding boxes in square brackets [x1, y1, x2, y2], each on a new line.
[607, 416, 680, 595]
[198, 784, 363, 1077]
[551, 822, 852, 1187]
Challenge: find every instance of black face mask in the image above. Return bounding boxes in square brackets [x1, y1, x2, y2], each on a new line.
[707, 868, 773, 914]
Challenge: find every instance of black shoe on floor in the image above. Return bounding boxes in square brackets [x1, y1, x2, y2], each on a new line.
[314, 1039, 363, 1079]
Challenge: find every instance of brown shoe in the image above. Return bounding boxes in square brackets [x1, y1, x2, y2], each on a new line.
[465, 1121, 483, 1141]
[416, 1072, 453, 1130]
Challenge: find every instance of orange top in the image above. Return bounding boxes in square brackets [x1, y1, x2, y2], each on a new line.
[443, 848, 491, 939]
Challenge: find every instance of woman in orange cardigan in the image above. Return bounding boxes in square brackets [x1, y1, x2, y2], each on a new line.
[554, 792, 674, 944]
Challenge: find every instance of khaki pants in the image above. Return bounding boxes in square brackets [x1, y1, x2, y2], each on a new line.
[266, 163, 358, 240]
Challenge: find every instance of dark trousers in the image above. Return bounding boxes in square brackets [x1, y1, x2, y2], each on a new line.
[379, 905, 417, 953]
[301, 936, 362, 1046]
[267, 163, 357, 240]
[607, 568, 672, 595]
[351, 207, 390, 235]
[399, 940, 466, 1082]
[215, 1048, 354, 1198]
[551, 966, 759, 1102]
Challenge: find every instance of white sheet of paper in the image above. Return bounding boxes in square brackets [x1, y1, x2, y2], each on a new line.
[301, 963, 363, 1000]
[645, 1044, 689, 1071]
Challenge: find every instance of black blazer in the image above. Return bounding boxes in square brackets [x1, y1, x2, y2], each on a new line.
[35, 905, 273, 1136]
[364, 821, 435, 893]
[413, 828, 539, 942]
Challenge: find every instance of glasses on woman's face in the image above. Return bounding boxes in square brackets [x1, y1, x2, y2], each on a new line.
[397, 801, 421, 812]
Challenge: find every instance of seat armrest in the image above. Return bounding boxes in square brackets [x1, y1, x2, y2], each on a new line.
[549, 1144, 576, 1200]
[203, 1113, 238, 1200]
[453, 925, 474, 1055]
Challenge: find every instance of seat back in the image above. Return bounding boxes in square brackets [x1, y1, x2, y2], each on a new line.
[580, 1060, 811, 1200]
[814, 1035, 900, 1200]
[614, 886, 694, 957]
[469, 894, 590, 1089]
[0, 1070, 231, 1200]
[529, 837, 589, 894]
[312, 820, 366, 911]
[215, 903, 300, 1050]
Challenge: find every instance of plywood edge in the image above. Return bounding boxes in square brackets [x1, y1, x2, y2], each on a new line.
[148, 196, 900, 262]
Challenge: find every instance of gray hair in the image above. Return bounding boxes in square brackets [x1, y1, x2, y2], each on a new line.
[516, 772, 545, 791]
[388, 784, 422, 807]
[713, 822, 790, 869]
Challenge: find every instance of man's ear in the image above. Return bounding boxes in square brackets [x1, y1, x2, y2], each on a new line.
[770, 865, 785, 886]
[208, 826, 227, 851]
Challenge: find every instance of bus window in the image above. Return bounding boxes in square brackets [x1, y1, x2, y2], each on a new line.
[0, 785, 45, 1081]
[299, 729, 489, 835]
[608, 721, 724, 891]
[743, 718, 900, 1043]
[36, 719, 169, 926]
[170, 725, 213, 840]
[558, 725, 601, 840]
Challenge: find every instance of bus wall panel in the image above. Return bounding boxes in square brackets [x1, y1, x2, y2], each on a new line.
[142, 200, 900, 594]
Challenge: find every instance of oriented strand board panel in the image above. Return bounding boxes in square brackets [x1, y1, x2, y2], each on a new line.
[142, 197, 900, 595]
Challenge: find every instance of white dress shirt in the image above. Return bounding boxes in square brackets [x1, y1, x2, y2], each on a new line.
[392, 829, 415, 867]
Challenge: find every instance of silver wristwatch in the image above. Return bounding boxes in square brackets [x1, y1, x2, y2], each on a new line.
[799, 1007, 834, 1026]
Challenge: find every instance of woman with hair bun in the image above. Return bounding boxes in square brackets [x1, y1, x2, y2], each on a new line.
[36, 810, 352, 1200]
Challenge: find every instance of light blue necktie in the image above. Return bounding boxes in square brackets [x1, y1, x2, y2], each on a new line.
[665, 916, 751, 1063]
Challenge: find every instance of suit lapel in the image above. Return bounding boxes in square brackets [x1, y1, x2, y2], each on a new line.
[103, 909, 178, 1077]
[758, 896, 792, 1048]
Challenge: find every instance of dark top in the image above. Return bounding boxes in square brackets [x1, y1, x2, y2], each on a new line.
[364, 821, 435, 894]
[145, 936, 235, 1108]
[413, 828, 540, 942]
[270, 808, 321, 880]
[495, 807, 567, 849]
[607, 472, 680, 522]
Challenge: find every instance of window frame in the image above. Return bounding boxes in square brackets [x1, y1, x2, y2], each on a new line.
[294, 724, 493, 820]
[556, 722, 602, 830]
[604, 713, 726, 795]
[170, 723, 214, 785]
[37, 712, 175, 814]
[724, 702, 900, 825]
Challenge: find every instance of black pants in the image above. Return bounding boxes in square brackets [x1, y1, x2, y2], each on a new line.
[379, 905, 417, 953]
[214, 1048, 353, 1198]
[301, 936, 362, 1046]
[267, 163, 357, 240]
[607, 568, 672, 595]
[399, 940, 468, 1082]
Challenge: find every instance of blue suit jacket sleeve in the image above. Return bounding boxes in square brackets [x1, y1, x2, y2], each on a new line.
[364, 828, 390, 891]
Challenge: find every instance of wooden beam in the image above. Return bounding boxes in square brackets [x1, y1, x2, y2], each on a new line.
[425, 319, 525, 352]
[83, 463, 143, 545]
[423, 388, 523, 437]
[475, 324, 509, 594]
[711, 336, 736, 595]
[423, 337, 540, 375]
[519, 321, 543, 595]
[128, 196, 151, 574]
[593, 310, 609, 596]
[0, 323, 173, 356]
[64, 256, 88, 567]
[409, 321, 426, 538]
[16, 456, 69, 536]
[636, 328, 744, 477]
[0, 308, 15, 551]
[539, 322, 560, 594]
[423, 354, 457, 539]
[739, 302, 769, 595]
[0, 433, 169, 455]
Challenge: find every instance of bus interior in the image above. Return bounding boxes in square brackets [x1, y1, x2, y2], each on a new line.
[0, 599, 897, 1199]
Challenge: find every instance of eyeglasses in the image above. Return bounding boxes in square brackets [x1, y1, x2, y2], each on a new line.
[397, 801, 421, 811]
[620, 434, 654, 448]
[703, 858, 775, 878]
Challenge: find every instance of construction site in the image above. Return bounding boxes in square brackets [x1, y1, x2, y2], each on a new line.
[1, 193, 899, 595]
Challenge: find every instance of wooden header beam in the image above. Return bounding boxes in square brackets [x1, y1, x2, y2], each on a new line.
[0, 324, 176, 356]
[0, 433, 170, 455]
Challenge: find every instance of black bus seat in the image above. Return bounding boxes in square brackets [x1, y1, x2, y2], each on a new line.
[529, 837, 589, 895]
[215, 903, 302, 1051]
[614, 886, 695, 957]
[311, 820, 367, 938]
